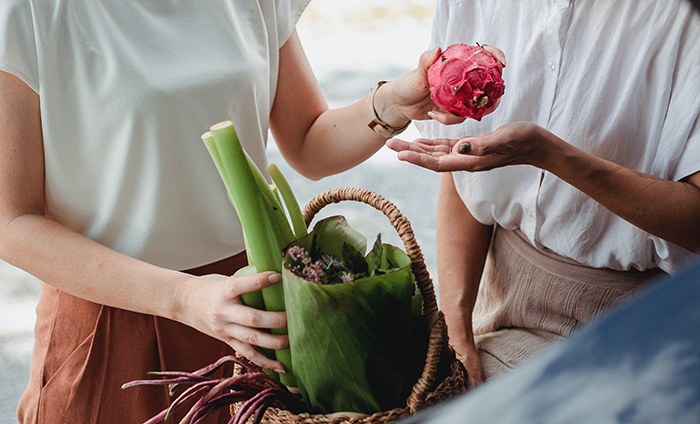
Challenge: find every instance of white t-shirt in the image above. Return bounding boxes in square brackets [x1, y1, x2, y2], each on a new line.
[418, 0, 700, 273]
[0, 0, 310, 269]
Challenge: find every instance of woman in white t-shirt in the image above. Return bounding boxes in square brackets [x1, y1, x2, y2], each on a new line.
[0, 1, 464, 423]
[388, 0, 700, 388]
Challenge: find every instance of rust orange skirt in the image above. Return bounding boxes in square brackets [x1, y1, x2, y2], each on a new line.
[17, 252, 247, 424]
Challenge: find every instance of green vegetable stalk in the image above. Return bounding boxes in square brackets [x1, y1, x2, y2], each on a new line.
[202, 120, 428, 414]
[202, 120, 303, 388]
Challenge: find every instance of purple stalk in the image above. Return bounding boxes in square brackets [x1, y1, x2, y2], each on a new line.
[122, 355, 307, 424]
[163, 381, 217, 421]
[189, 392, 252, 424]
[190, 355, 257, 377]
[230, 388, 276, 424]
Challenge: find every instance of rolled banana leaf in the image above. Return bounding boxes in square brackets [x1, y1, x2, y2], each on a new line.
[282, 216, 426, 415]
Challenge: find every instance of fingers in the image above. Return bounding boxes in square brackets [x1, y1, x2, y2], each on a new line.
[225, 303, 288, 330]
[225, 271, 282, 299]
[461, 350, 487, 389]
[427, 109, 467, 125]
[395, 150, 443, 172]
[181, 272, 292, 373]
[387, 137, 465, 171]
[386, 137, 456, 155]
[464, 358, 486, 389]
[481, 44, 506, 67]
[224, 319, 289, 349]
[387, 135, 502, 172]
[228, 339, 287, 374]
[398, 150, 488, 172]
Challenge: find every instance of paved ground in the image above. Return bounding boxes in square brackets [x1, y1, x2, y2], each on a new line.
[0, 1, 438, 422]
[0, 262, 41, 423]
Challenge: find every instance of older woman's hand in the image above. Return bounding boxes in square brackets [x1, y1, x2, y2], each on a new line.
[386, 121, 552, 172]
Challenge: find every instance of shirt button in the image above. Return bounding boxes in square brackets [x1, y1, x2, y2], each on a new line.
[547, 60, 557, 71]
[525, 209, 535, 219]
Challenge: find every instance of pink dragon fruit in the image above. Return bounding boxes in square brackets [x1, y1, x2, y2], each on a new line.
[427, 43, 505, 121]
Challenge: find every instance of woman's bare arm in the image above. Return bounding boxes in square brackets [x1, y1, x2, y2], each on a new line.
[269, 30, 465, 180]
[0, 71, 289, 371]
[437, 173, 493, 388]
[388, 122, 700, 251]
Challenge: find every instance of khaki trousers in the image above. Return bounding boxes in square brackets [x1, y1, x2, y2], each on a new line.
[473, 227, 664, 380]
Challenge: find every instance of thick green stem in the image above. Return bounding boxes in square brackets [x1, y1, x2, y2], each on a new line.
[204, 121, 296, 387]
[203, 132, 266, 310]
[266, 164, 308, 239]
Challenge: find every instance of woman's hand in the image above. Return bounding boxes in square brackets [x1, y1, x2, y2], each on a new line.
[372, 47, 461, 127]
[376, 45, 506, 127]
[175, 271, 289, 373]
[386, 121, 550, 172]
[390, 120, 700, 251]
[457, 342, 487, 389]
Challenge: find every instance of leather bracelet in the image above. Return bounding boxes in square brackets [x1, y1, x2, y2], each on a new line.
[366, 81, 412, 138]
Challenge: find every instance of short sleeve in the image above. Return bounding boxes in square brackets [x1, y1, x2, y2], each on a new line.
[274, 0, 311, 45]
[0, 0, 39, 92]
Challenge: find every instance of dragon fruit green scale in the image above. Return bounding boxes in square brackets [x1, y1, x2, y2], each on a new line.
[427, 43, 505, 121]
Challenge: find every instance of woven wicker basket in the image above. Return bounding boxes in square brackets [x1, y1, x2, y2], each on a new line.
[232, 187, 468, 423]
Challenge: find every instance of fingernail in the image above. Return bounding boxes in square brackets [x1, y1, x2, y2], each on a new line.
[274, 368, 286, 374]
[427, 111, 437, 120]
[267, 273, 281, 283]
[458, 143, 471, 154]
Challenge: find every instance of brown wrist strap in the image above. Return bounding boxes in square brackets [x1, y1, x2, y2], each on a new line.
[366, 81, 412, 138]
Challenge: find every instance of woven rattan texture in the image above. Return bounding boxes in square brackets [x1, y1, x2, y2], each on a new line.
[232, 188, 468, 423]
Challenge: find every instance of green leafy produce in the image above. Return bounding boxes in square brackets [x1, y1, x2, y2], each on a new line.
[201, 120, 429, 416]
[283, 216, 426, 415]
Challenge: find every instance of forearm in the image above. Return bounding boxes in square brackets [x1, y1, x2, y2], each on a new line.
[271, 32, 448, 180]
[437, 173, 492, 357]
[277, 82, 408, 180]
[0, 212, 189, 320]
[539, 129, 700, 252]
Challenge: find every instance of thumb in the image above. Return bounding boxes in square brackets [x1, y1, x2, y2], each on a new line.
[419, 46, 442, 74]
[481, 44, 506, 67]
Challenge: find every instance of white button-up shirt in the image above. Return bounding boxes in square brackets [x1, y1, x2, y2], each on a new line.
[418, 0, 700, 273]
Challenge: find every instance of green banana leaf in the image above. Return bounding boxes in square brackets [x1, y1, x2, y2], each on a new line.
[282, 216, 425, 415]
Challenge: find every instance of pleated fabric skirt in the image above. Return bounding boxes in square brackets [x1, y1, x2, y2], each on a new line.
[473, 227, 665, 380]
[17, 252, 247, 424]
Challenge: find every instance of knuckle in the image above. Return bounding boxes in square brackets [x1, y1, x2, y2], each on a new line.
[274, 335, 290, 350]
[210, 322, 226, 337]
[224, 277, 239, 297]
[206, 309, 227, 334]
[208, 308, 221, 321]
[473, 144, 488, 156]
[244, 311, 261, 327]
[245, 332, 259, 345]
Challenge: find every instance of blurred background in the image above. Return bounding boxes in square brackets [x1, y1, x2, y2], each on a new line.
[0, 1, 439, 421]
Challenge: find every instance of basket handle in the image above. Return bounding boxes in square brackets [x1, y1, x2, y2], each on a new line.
[302, 187, 447, 411]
